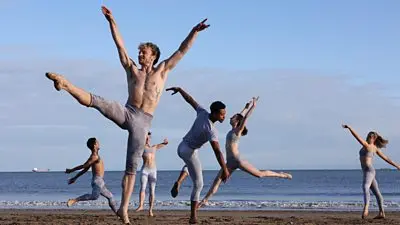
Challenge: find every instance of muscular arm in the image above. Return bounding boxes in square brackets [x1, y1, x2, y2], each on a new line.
[167, 87, 199, 110]
[71, 167, 90, 181]
[343, 125, 368, 148]
[162, 19, 209, 74]
[376, 150, 400, 169]
[68, 155, 99, 172]
[210, 141, 229, 180]
[163, 30, 198, 72]
[152, 139, 168, 151]
[102, 6, 135, 70]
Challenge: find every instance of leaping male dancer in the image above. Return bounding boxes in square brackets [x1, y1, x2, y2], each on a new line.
[46, 5, 209, 224]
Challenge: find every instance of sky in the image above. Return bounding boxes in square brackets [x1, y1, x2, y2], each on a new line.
[1, 0, 400, 171]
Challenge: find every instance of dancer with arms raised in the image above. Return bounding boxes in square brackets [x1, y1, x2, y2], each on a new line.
[343, 124, 400, 219]
[199, 97, 292, 208]
[46, 5, 209, 224]
[166, 86, 230, 224]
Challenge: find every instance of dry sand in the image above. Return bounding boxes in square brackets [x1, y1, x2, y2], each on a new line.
[1, 209, 400, 225]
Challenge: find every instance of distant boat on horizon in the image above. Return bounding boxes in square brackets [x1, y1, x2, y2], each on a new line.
[32, 168, 50, 172]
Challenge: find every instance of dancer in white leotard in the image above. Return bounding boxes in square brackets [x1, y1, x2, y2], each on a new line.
[199, 97, 292, 208]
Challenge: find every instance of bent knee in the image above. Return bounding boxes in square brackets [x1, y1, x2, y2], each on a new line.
[194, 180, 204, 190]
[92, 194, 101, 200]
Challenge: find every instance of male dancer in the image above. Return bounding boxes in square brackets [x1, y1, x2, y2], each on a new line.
[66, 138, 117, 214]
[46, 5, 209, 224]
[166, 87, 230, 224]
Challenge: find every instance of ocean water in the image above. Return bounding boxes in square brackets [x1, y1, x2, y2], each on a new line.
[1, 170, 400, 211]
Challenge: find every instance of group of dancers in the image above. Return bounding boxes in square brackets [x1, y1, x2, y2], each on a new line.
[44, 5, 400, 224]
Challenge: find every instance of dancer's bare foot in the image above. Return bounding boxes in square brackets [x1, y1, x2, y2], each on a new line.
[280, 172, 292, 180]
[282, 172, 292, 180]
[45, 72, 68, 91]
[171, 182, 180, 198]
[66, 199, 76, 207]
[189, 217, 198, 224]
[149, 210, 154, 217]
[374, 212, 385, 219]
[135, 206, 143, 212]
[362, 211, 368, 219]
[116, 209, 131, 224]
[198, 199, 208, 208]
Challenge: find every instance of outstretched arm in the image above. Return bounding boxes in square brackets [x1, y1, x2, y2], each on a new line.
[342, 124, 368, 148]
[65, 155, 99, 174]
[162, 19, 210, 73]
[210, 141, 230, 183]
[166, 87, 199, 110]
[151, 138, 169, 151]
[236, 97, 259, 135]
[376, 150, 400, 169]
[239, 100, 252, 116]
[68, 167, 90, 185]
[101, 6, 135, 70]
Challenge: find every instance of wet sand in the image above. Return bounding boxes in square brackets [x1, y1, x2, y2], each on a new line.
[1, 209, 400, 225]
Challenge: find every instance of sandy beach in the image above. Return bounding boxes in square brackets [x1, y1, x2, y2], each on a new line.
[1, 209, 400, 225]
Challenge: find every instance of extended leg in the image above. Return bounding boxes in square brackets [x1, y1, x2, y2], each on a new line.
[171, 165, 189, 198]
[100, 185, 118, 214]
[239, 160, 292, 179]
[199, 167, 236, 208]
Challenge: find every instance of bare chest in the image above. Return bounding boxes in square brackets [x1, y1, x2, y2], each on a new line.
[129, 70, 163, 90]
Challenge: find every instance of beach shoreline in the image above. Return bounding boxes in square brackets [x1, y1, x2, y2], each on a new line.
[1, 209, 400, 224]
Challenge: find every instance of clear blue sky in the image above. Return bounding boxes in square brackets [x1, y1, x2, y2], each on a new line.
[1, 0, 400, 171]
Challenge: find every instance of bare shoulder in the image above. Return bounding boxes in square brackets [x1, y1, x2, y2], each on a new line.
[155, 61, 169, 78]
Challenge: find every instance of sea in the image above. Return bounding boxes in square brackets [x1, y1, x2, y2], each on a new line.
[1, 170, 400, 211]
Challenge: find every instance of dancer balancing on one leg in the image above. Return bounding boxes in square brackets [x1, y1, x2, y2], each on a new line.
[342, 124, 400, 219]
[65, 138, 117, 214]
[135, 131, 168, 217]
[46, 5, 209, 224]
[166, 87, 230, 224]
[198, 97, 292, 208]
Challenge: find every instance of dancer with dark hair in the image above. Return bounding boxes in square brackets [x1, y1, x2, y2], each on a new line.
[65, 138, 117, 214]
[343, 124, 400, 219]
[166, 87, 230, 224]
[199, 97, 292, 208]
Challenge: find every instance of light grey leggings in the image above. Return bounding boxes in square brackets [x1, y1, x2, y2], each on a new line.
[76, 176, 117, 212]
[140, 166, 157, 198]
[178, 141, 203, 202]
[90, 94, 152, 175]
[362, 165, 384, 211]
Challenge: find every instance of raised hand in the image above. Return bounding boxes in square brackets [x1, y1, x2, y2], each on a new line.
[342, 124, 349, 129]
[101, 6, 113, 20]
[163, 138, 169, 145]
[165, 87, 180, 95]
[65, 168, 73, 174]
[68, 177, 76, 185]
[193, 18, 210, 32]
[252, 96, 259, 107]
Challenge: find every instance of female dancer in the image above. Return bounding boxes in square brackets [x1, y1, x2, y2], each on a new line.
[199, 97, 292, 207]
[342, 124, 400, 219]
[135, 132, 168, 216]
